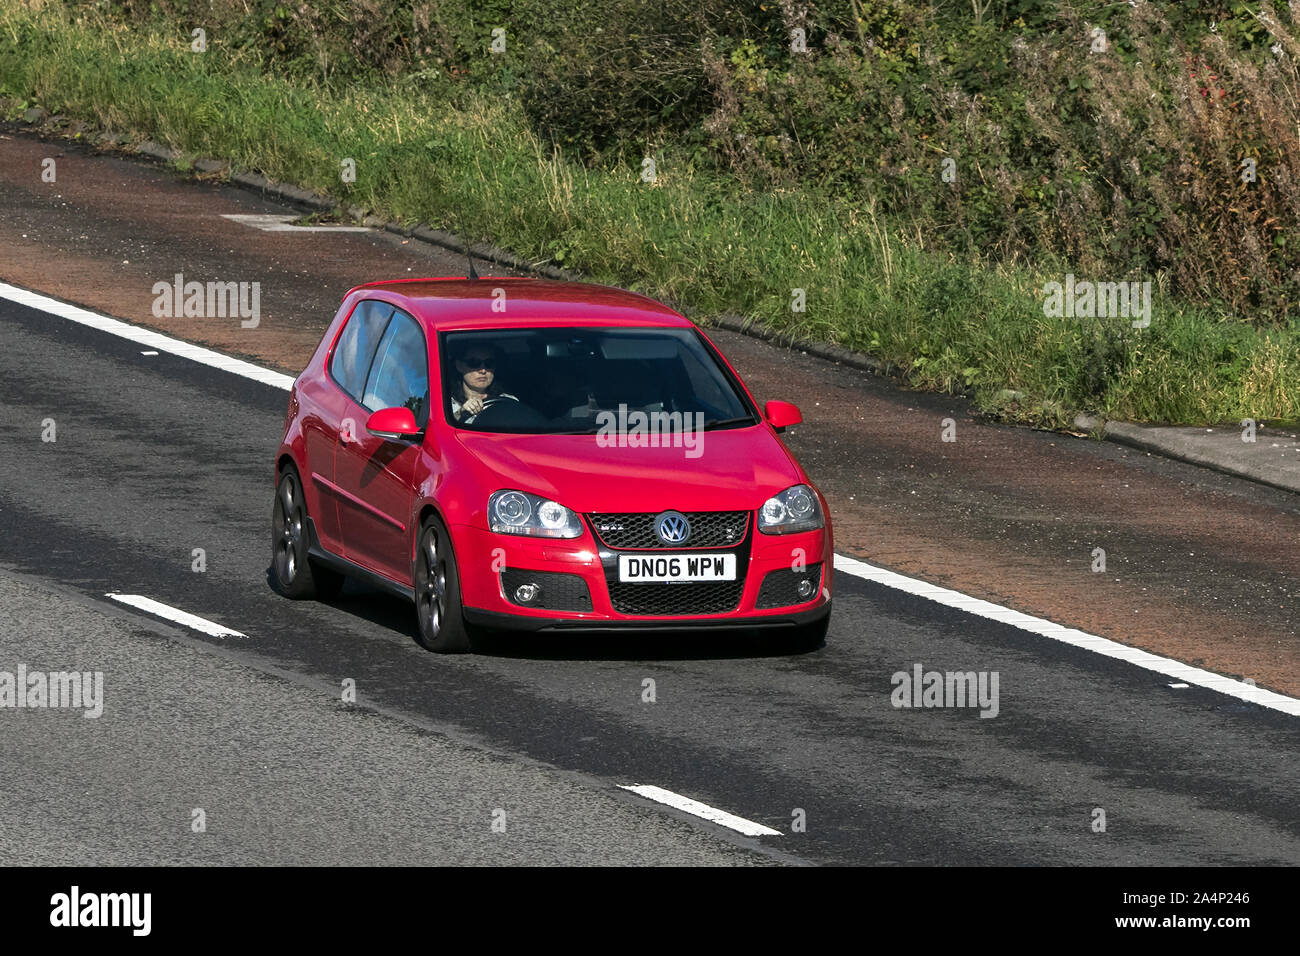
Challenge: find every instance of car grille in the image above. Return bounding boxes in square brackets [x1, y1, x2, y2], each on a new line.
[606, 580, 745, 616]
[587, 511, 750, 550]
[500, 569, 593, 612]
[756, 563, 823, 609]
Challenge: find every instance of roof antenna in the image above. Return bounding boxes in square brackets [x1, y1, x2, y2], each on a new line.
[454, 206, 481, 279]
[465, 242, 480, 281]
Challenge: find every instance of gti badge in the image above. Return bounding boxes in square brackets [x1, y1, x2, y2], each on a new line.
[654, 511, 691, 545]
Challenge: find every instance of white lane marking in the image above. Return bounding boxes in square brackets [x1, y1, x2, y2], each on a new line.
[106, 593, 247, 638]
[140, 350, 159, 356]
[0, 281, 294, 391]
[619, 785, 782, 837]
[221, 213, 371, 233]
[834, 554, 1300, 717]
[6, 279, 1296, 718]
[1169, 683, 1190, 689]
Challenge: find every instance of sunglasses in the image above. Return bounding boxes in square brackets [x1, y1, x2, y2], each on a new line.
[459, 356, 495, 370]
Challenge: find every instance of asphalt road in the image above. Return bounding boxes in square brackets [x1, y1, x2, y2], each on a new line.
[2, 295, 1297, 866]
[4, 126, 1297, 700]
[0, 570, 774, 866]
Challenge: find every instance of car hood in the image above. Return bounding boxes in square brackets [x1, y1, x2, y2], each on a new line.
[452, 426, 803, 512]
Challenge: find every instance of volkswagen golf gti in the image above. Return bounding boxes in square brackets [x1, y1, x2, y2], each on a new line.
[271, 277, 832, 652]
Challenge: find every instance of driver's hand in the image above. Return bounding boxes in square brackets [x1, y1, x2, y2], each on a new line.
[464, 397, 484, 415]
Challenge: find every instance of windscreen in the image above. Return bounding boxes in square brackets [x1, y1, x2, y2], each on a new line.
[439, 326, 756, 434]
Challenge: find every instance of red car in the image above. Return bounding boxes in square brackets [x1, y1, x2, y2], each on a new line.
[271, 278, 832, 652]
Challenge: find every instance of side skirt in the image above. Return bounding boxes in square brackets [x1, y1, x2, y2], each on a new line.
[306, 517, 416, 603]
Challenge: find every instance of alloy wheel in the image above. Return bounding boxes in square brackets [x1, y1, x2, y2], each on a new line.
[273, 472, 306, 585]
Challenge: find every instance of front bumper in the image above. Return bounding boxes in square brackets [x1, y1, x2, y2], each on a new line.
[464, 600, 830, 633]
[453, 521, 832, 630]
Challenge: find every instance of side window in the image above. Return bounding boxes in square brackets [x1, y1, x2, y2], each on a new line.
[361, 309, 429, 426]
[329, 300, 394, 402]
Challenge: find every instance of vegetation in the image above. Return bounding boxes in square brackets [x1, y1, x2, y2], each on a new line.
[1, 0, 1298, 425]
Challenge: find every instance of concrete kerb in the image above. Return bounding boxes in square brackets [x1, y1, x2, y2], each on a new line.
[1074, 414, 1300, 496]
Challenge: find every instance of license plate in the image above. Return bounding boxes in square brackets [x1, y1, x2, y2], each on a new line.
[618, 553, 736, 583]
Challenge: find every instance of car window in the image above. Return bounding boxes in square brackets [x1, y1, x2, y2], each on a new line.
[362, 309, 429, 426]
[330, 300, 394, 402]
[439, 327, 754, 434]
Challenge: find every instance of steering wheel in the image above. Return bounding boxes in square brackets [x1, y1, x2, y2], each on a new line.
[470, 396, 548, 429]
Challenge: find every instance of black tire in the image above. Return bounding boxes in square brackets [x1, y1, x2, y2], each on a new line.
[271, 466, 345, 601]
[788, 610, 830, 652]
[413, 515, 473, 653]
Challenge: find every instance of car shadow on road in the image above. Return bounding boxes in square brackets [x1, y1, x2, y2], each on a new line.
[471, 627, 822, 662]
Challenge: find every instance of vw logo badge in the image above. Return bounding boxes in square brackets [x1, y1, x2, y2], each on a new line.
[654, 511, 691, 545]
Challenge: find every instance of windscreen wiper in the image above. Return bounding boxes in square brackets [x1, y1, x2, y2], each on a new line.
[702, 416, 757, 430]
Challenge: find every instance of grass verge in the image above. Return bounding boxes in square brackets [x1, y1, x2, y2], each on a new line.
[1, 5, 1297, 426]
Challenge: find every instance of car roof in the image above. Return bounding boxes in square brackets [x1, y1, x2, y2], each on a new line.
[345, 278, 693, 330]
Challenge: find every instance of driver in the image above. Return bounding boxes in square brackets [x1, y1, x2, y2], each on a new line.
[450, 345, 518, 425]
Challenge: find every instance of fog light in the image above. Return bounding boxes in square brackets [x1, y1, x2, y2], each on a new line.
[514, 583, 541, 604]
[796, 578, 815, 599]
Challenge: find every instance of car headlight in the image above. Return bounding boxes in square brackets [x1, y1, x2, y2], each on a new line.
[757, 484, 824, 535]
[488, 490, 583, 538]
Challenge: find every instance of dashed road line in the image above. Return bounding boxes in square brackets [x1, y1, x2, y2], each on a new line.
[106, 593, 247, 638]
[619, 785, 782, 837]
[220, 213, 371, 233]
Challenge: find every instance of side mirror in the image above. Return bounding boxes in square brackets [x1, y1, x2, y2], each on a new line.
[366, 406, 421, 441]
[764, 400, 803, 432]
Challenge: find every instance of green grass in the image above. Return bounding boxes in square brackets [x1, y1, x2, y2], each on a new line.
[2, 5, 1298, 427]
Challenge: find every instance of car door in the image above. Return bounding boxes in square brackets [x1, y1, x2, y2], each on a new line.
[317, 299, 394, 555]
[333, 306, 430, 582]
[297, 372, 349, 555]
